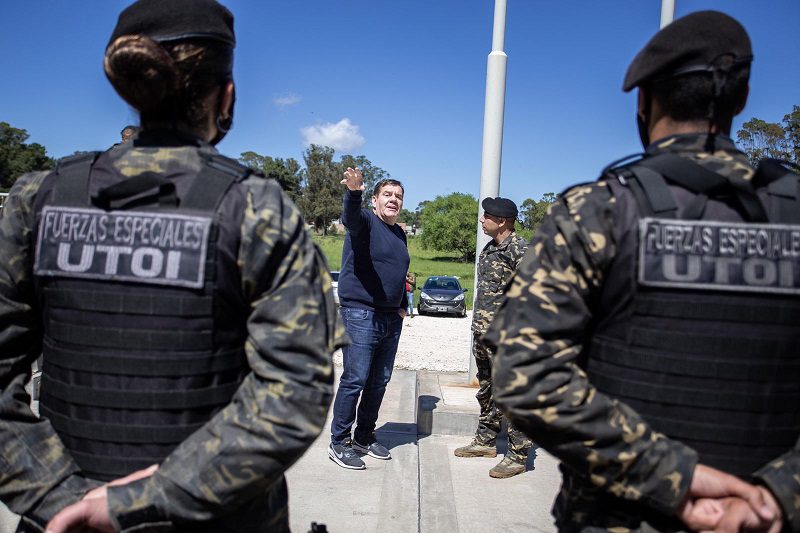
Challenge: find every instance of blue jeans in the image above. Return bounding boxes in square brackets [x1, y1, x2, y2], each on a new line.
[331, 307, 403, 444]
[407, 292, 414, 315]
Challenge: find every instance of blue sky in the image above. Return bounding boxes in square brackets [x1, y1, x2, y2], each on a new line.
[2, 1, 799, 211]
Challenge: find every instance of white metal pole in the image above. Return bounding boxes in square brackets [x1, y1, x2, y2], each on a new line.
[660, 0, 675, 28]
[469, 0, 508, 384]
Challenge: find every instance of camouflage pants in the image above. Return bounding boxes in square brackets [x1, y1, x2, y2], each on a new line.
[472, 332, 533, 464]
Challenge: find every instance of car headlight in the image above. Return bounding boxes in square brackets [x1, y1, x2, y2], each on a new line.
[453, 293, 465, 301]
[420, 292, 432, 300]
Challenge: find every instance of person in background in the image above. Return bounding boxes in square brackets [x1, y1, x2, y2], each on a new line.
[120, 125, 138, 143]
[454, 197, 532, 478]
[0, 1, 344, 531]
[329, 167, 409, 470]
[406, 271, 416, 317]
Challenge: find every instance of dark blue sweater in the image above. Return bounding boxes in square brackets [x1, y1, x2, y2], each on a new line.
[338, 190, 409, 312]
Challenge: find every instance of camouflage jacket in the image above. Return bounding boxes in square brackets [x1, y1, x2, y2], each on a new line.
[0, 138, 347, 531]
[472, 232, 528, 335]
[484, 134, 800, 531]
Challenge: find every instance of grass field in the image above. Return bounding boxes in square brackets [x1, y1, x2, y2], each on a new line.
[313, 234, 476, 309]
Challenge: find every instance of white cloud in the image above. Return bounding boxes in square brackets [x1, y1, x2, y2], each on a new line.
[301, 118, 365, 152]
[273, 93, 302, 108]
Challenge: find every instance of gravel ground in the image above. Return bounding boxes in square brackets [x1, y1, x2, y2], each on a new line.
[333, 310, 473, 372]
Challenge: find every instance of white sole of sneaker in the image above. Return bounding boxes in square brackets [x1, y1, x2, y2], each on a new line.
[328, 447, 366, 470]
[352, 442, 391, 460]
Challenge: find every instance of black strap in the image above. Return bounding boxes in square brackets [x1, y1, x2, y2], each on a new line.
[69, 449, 166, 480]
[634, 293, 800, 326]
[589, 361, 799, 412]
[755, 159, 800, 223]
[41, 405, 202, 444]
[43, 288, 213, 317]
[92, 172, 178, 210]
[592, 335, 800, 382]
[51, 152, 101, 206]
[181, 154, 250, 210]
[630, 326, 800, 362]
[46, 321, 212, 351]
[640, 153, 769, 222]
[44, 342, 245, 377]
[41, 374, 240, 409]
[626, 165, 678, 218]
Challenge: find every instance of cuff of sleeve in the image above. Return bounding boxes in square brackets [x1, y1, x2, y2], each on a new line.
[345, 189, 364, 202]
[107, 478, 172, 532]
[640, 440, 698, 516]
[754, 458, 800, 530]
[27, 474, 100, 527]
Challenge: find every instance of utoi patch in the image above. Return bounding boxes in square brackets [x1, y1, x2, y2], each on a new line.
[35, 206, 211, 288]
[638, 217, 800, 295]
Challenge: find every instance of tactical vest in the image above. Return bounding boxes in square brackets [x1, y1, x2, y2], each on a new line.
[586, 154, 800, 477]
[32, 150, 252, 481]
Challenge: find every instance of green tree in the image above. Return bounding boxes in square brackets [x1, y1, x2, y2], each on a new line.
[0, 122, 55, 191]
[239, 151, 302, 201]
[736, 105, 799, 165]
[419, 193, 478, 262]
[397, 208, 416, 225]
[338, 154, 388, 208]
[298, 145, 342, 234]
[519, 192, 556, 232]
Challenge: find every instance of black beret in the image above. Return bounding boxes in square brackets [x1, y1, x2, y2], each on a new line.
[623, 10, 751, 92]
[109, 0, 235, 48]
[482, 197, 518, 219]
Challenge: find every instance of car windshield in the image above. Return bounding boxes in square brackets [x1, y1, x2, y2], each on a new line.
[423, 277, 461, 290]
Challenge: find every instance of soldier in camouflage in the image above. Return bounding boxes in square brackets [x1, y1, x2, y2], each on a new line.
[454, 197, 533, 479]
[485, 11, 797, 532]
[0, 1, 345, 532]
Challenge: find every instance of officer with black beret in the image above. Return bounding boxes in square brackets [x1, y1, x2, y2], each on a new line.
[0, 0, 344, 531]
[454, 196, 533, 479]
[486, 11, 798, 531]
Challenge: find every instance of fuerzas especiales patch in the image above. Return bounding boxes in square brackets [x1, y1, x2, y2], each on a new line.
[34, 206, 211, 288]
[638, 218, 800, 295]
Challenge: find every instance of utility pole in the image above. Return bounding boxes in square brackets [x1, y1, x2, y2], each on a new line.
[470, 0, 508, 384]
[660, 0, 675, 28]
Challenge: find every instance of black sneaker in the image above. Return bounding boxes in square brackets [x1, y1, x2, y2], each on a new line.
[328, 441, 366, 470]
[352, 437, 391, 460]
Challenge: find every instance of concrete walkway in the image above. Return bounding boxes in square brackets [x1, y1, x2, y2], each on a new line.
[286, 368, 562, 532]
[0, 368, 562, 533]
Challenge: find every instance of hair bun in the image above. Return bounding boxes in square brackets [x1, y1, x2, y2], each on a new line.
[104, 35, 178, 113]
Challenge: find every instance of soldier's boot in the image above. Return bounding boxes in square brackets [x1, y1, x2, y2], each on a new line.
[488, 456, 526, 478]
[453, 440, 497, 458]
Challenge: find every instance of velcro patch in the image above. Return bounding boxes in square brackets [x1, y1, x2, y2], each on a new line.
[638, 218, 800, 295]
[35, 206, 211, 288]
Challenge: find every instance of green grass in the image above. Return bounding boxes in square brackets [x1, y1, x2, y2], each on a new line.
[313, 234, 475, 309]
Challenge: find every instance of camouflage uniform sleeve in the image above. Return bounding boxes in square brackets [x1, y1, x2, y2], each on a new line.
[0, 172, 100, 529]
[107, 178, 347, 530]
[753, 439, 800, 530]
[485, 182, 698, 516]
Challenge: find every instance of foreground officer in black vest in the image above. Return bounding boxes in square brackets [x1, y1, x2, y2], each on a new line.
[485, 11, 798, 532]
[0, 0, 344, 531]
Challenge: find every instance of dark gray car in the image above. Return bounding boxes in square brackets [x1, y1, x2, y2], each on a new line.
[418, 276, 467, 317]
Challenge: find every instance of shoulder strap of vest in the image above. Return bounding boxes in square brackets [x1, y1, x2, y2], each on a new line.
[602, 153, 680, 219]
[51, 152, 102, 206]
[754, 158, 800, 223]
[181, 154, 253, 211]
[637, 153, 769, 222]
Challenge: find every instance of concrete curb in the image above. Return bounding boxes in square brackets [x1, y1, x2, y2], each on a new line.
[416, 371, 479, 437]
